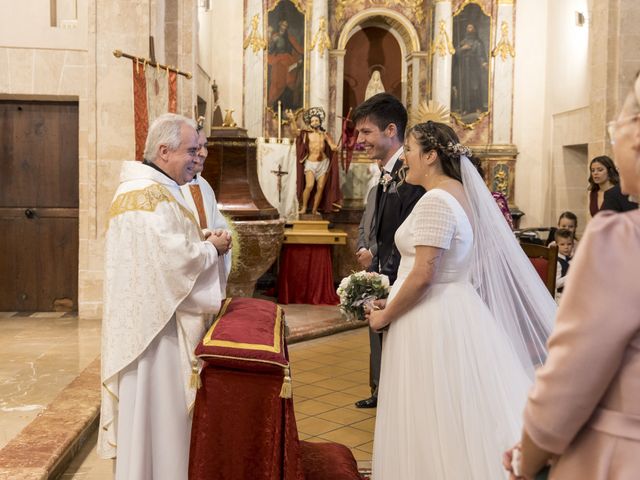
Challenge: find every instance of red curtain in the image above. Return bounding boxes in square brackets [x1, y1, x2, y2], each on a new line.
[168, 70, 178, 113]
[132, 61, 148, 161]
[277, 245, 339, 305]
[132, 62, 179, 161]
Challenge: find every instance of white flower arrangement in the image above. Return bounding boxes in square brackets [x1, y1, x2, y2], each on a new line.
[336, 271, 390, 321]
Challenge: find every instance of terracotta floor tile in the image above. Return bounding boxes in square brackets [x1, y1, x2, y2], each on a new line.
[296, 417, 342, 436]
[292, 370, 333, 385]
[342, 383, 374, 398]
[357, 440, 374, 453]
[303, 355, 344, 366]
[292, 384, 335, 399]
[307, 364, 355, 379]
[315, 391, 362, 408]
[316, 407, 371, 426]
[313, 376, 358, 392]
[293, 399, 337, 416]
[350, 417, 376, 433]
[351, 448, 373, 462]
[289, 360, 326, 373]
[337, 359, 370, 371]
[318, 426, 373, 448]
[337, 371, 370, 384]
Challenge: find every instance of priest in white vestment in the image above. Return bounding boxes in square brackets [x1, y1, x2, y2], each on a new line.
[98, 113, 232, 480]
[180, 122, 232, 281]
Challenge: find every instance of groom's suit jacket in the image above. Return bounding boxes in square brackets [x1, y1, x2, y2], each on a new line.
[371, 159, 425, 285]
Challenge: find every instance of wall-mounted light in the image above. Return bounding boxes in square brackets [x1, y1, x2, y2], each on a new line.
[575, 11, 586, 27]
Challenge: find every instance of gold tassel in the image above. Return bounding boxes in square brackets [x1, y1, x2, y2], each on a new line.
[279, 366, 292, 399]
[190, 364, 202, 390]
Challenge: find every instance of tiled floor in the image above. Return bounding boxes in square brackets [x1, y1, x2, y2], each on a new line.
[288, 328, 375, 464]
[0, 311, 374, 477]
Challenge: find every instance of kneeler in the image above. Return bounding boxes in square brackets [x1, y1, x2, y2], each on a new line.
[189, 297, 362, 480]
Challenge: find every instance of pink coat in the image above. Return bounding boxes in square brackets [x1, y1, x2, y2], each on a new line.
[524, 209, 640, 479]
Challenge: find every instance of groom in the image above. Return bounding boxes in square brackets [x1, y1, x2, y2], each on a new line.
[352, 93, 425, 408]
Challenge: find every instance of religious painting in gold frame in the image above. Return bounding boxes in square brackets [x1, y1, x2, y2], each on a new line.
[265, 0, 306, 115]
[451, 0, 491, 129]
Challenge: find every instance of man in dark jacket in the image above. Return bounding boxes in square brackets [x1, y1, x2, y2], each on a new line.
[351, 93, 425, 408]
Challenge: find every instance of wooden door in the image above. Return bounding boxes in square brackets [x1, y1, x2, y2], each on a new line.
[0, 101, 79, 311]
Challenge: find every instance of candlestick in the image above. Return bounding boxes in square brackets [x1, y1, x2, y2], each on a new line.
[277, 101, 282, 142]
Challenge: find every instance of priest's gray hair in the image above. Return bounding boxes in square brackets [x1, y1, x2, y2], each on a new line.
[144, 113, 197, 162]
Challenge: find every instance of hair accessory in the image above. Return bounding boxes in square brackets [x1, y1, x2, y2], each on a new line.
[303, 107, 326, 126]
[446, 142, 472, 158]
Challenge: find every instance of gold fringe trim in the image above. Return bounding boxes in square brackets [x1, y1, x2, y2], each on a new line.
[279, 366, 292, 399]
[190, 366, 202, 390]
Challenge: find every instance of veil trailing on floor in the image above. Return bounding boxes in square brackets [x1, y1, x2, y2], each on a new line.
[460, 156, 556, 380]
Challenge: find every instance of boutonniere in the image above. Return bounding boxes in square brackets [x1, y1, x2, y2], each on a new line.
[379, 172, 394, 192]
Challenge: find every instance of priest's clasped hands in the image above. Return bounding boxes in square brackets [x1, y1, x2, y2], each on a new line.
[204, 228, 232, 256]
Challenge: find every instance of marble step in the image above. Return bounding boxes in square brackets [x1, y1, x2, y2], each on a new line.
[0, 358, 100, 479]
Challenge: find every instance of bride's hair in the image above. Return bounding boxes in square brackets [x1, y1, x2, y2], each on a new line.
[408, 121, 480, 182]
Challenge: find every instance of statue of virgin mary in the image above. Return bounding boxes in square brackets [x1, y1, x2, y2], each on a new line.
[365, 70, 385, 100]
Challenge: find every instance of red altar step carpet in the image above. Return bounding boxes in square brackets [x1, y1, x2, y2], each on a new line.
[189, 297, 361, 480]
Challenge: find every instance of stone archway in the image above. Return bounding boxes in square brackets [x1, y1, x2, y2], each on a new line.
[330, 8, 424, 138]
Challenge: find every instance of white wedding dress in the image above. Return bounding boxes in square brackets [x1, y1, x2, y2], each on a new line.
[372, 189, 532, 479]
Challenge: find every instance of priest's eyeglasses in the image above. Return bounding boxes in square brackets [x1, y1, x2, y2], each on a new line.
[607, 113, 640, 145]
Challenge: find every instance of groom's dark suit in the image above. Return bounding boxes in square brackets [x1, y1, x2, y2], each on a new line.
[367, 156, 424, 398]
[372, 159, 425, 284]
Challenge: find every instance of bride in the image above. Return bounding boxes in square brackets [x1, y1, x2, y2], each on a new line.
[367, 121, 557, 479]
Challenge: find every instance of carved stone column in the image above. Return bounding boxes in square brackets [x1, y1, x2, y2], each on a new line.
[330, 49, 346, 140]
[492, 0, 516, 144]
[309, 0, 330, 113]
[243, 0, 265, 137]
[431, 0, 454, 109]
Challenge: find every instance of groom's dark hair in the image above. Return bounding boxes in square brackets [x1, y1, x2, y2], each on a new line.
[352, 93, 407, 142]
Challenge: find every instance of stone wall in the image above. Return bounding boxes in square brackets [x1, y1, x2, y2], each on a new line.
[0, 0, 199, 318]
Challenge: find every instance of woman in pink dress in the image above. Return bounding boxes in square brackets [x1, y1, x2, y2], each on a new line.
[504, 74, 640, 479]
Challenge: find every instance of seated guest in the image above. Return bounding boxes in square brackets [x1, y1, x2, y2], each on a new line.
[553, 229, 573, 302]
[547, 211, 579, 255]
[503, 72, 640, 480]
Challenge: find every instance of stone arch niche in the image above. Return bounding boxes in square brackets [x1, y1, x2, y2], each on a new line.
[342, 26, 403, 118]
[329, 8, 425, 139]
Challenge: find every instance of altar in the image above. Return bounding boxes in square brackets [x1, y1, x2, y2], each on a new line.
[204, 0, 526, 297]
[278, 220, 347, 305]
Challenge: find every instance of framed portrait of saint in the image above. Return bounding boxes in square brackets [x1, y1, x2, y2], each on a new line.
[451, 1, 491, 128]
[266, 0, 305, 114]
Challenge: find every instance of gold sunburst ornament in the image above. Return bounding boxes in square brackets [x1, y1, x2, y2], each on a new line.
[410, 100, 451, 128]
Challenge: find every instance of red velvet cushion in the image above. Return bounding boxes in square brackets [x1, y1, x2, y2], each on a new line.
[299, 441, 362, 480]
[529, 258, 549, 283]
[195, 297, 288, 374]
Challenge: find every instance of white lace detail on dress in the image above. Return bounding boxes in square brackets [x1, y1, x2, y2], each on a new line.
[412, 192, 456, 249]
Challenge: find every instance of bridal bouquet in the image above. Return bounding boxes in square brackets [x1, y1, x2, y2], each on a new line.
[337, 271, 390, 321]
